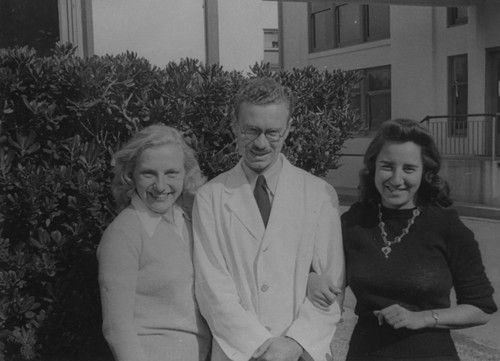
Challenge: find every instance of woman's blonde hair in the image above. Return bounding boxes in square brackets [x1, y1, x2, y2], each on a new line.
[112, 124, 205, 212]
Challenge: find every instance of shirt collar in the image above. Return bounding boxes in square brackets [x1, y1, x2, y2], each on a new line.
[241, 153, 283, 197]
[131, 193, 184, 238]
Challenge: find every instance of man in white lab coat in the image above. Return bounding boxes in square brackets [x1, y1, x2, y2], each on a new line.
[193, 77, 345, 361]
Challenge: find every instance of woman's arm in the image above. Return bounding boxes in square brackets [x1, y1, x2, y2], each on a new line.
[374, 303, 492, 330]
[307, 272, 342, 311]
[97, 224, 146, 361]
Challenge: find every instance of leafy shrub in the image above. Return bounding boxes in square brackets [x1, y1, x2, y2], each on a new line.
[0, 44, 361, 360]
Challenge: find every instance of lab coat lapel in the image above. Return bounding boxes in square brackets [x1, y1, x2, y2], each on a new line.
[224, 162, 265, 241]
[262, 158, 302, 248]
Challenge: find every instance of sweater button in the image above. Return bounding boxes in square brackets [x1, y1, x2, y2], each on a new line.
[261, 284, 269, 292]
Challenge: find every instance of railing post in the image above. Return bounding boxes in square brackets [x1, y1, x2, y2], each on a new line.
[493, 114, 497, 162]
[492, 115, 498, 202]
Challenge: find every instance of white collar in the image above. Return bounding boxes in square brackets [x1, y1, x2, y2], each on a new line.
[131, 193, 184, 238]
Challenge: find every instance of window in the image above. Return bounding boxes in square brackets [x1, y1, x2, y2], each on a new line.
[263, 29, 280, 70]
[0, 0, 60, 56]
[309, 2, 389, 53]
[351, 66, 391, 131]
[449, 55, 468, 136]
[310, 3, 335, 52]
[448, 7, 468, 26]
[366, 5, 391, 41]
[0, 0, 93, 57]
[336, 4, 362, 47]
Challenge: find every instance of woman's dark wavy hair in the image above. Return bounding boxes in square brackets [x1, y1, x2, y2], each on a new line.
[112, 124, 206, 213]
[359, 118, 452, 208]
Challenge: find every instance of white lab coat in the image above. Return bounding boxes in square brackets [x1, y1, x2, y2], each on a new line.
[193, 155, 345, 361]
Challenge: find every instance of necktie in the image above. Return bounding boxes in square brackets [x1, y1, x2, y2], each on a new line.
[254, 175, 271, 227]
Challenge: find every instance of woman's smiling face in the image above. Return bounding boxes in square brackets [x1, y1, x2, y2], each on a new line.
[133, 144, 185, 215]
[374, 141, 423, 209]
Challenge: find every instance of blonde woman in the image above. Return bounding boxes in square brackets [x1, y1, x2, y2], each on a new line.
[97, 124, 211, 361]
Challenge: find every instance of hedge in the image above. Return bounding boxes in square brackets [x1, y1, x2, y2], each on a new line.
[0, 44, 361, 360]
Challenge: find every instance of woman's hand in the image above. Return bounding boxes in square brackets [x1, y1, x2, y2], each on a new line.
[373, 304, 430, 330]
[307, 272, 342, 311]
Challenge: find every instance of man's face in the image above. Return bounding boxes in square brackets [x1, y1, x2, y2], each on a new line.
[234, 101, 290, 173]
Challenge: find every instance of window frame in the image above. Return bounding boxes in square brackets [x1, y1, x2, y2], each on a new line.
[351, 65, 392, 132]
[335, 3, 363, 48]
[309, 3, 335, 53]
[263, 28, 280, 71]
[308, 2, 390, 54]
[447, 6, 468, 27]
[58, 0, 94, 58]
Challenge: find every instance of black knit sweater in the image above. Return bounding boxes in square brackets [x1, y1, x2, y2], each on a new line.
[342, 202, 497, 361]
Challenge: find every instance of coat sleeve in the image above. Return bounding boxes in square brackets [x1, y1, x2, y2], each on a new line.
[97, 224, 147, 361]
[285, 183, 346, 361]
[193, 189, 272, 361]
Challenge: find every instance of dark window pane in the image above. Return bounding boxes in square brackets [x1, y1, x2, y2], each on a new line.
[351, 94, 361, 114]
[455, 6, 468, 19]
[367, 5, 390, 41]
[367, 67, 391, 91]
[369, 93, 391, 130]
[0, 0, 59, 56]
[453, 56, 468, 83]
[448, 7, 468, 26]
[312, 9, 334, 51]
[337, 4, 362, 46]
[449, 55, 468, 135]
[351, 80, 361, 93]
[454, 85, 468, 114]
[309, 2, 389, 52]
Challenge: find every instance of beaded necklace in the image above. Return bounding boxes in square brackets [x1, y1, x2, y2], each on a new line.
[377, 204, 421, 258]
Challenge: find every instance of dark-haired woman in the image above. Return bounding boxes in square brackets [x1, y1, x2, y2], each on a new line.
[309, 118, 497, 360]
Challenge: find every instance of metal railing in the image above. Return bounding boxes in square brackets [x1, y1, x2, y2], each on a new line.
[420, 114, 499, 161]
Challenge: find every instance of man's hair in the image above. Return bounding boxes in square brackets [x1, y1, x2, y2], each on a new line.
[359, 118, 452, 207]
[232, 77, 294, 124]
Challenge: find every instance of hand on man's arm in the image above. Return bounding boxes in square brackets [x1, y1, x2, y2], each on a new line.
[307, 272, 343, 311]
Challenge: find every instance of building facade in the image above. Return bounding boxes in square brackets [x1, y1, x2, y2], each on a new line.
[0, 0, 278, 71]
[278, 0, 500, 206]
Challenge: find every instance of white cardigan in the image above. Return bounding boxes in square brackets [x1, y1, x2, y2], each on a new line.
[97, 195, 211, 361]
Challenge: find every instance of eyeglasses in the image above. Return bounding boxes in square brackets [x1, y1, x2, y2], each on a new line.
[239, 127, 287, 143]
